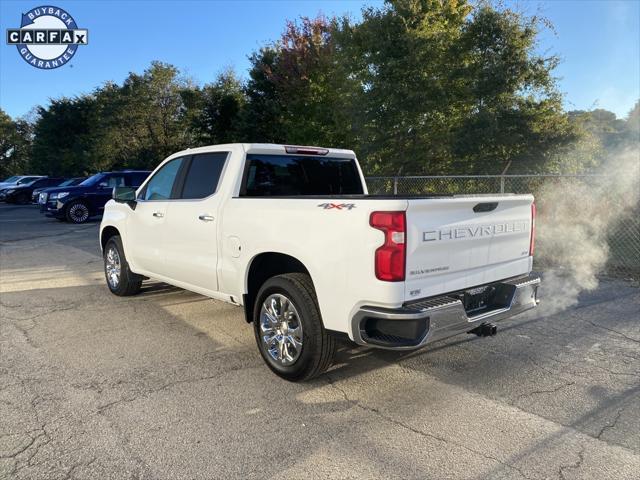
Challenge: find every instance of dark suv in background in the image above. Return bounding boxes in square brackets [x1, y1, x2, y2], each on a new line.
[44, 170, 150, 223]
[0, 177, 65, 204]
[33, 177, 86, 205]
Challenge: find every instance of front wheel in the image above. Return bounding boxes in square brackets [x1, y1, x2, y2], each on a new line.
[253, 273, 336, 381]
[103, 235, 143, 296]
[65, 201, 90, 223]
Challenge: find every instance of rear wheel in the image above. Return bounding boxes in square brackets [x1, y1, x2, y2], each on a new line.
[104, 236, 142, 296]
[253, 273, 336, 381]
[66, 201, 90, 223]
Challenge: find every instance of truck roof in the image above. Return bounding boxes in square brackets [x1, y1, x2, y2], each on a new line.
[170, 143, 357, 159]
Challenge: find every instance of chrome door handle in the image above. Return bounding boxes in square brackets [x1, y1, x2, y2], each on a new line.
[152, 212, 164, 218]
[198, 214, 215, 222]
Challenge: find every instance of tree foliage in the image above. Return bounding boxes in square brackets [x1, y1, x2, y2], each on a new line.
[0, 109, 32, 178]
[2, 0, 637, 179]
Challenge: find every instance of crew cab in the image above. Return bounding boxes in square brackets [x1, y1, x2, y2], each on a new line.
[99, 144, 540, 381]
[44, 170, 150, 223]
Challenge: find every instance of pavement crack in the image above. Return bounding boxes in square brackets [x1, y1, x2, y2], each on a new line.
[514, 381, 576, 402]
[96, 365, 259, 414]
[4, 304, 78, 323]
[596, 408, 624, 440]
[325, 375, 531, 479]
[61, 456, 97, 480]
[558, 445, 585, 480]
[586, 320, 640, 344]
[0, 431, 41, 459]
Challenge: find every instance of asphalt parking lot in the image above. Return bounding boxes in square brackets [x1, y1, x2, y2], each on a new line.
[1, 203, 639, 479]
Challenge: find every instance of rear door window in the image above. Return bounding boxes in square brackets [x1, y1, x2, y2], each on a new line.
[179, 152, 227, 199]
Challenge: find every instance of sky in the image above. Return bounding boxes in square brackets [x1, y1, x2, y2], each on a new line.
[1, 0, 638, 120]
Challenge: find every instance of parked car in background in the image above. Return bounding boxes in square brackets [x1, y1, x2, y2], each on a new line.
[0, 175, 45, 190]
[1, 177, 66, 204]
[44, 170, 151, 223]
[33, 177, 86, 205]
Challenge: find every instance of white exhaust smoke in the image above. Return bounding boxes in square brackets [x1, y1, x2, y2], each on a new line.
[533, 147, 640, 316]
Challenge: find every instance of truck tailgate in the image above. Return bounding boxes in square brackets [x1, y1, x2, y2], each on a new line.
[404, 195, 534, 302]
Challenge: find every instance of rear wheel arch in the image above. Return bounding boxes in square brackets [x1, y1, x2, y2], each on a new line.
[243, 252, 315, 324]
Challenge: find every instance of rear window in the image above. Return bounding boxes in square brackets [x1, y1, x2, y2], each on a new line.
[241, 154, 363, 196]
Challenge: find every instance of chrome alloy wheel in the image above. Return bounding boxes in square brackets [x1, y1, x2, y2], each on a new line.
[260, 294, 303, 366]
[69, 203, 89, 223]
[105, 246, 121, 288]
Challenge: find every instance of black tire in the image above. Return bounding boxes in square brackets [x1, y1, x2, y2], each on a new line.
[253, 273, 336, 381]
[103, 235, 143, 296]
[65, 201, 91, 223]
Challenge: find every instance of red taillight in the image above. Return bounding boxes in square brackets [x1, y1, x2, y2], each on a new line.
[370, 211, 406, 281]
[529, 202, 536, 256]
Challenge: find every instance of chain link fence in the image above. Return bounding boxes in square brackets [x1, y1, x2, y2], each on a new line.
[366, 175, 640, 278]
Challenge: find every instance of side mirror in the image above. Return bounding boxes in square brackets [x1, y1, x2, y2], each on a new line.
[113, 186, 137, 209]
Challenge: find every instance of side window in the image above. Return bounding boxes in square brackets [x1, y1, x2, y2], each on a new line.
[18, 176, 39, 184]
[106, 176, 126, 188]
[180, 152, 227, 199]
[141, 158, 183, 201]
[32, 179, 48, 187]
[128, 172, 150, 187]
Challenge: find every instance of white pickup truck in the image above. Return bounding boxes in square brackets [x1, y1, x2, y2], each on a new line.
[100, 144, 540, 380]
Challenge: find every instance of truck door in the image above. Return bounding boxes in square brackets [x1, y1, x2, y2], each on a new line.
[127, 157, 185, 275]
[162, 152, 228, 294]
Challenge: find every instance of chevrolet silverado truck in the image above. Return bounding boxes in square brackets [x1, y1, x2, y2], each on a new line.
[99, 144, 540, 381]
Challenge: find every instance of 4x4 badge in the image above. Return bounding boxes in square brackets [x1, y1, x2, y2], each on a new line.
[317, 203, 356, 210]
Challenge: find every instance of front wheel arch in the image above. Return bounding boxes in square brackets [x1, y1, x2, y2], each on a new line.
[101, 225, 121, 252]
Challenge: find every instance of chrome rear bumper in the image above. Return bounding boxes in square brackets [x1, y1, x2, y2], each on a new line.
[351, 273, 540, 350]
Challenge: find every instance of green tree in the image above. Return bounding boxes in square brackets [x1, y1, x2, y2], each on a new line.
[0, 109, 32, 178]
[243, 16, 356, 147]
[337, 0, 576, 175]
[552, 103, 640, 173]
[336, 0, 473, 174]
[193, 69, 246, 145]
[99, 61, 196, 170]
[30, 96, 100, 176]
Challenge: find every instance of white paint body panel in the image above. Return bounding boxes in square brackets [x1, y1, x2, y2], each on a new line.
[100, 144, 534, 339]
